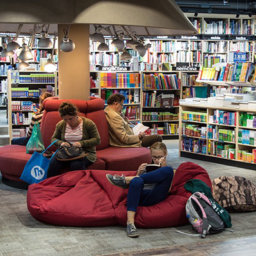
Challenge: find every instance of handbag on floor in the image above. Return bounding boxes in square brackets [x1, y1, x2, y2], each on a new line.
[20, 140, 58, 184]
[26, 122, 45, 154]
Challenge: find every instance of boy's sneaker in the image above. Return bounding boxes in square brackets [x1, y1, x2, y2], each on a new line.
[106, 174, 128, 189]
[127, 223, 139, 238]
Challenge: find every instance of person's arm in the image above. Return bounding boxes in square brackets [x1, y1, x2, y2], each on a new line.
[51, 121, 65, 147]
[26, 112, 44, 137]
[136, 163, 148, 176]
[110, 115, 140, 145]
[79, 119, 101, 148]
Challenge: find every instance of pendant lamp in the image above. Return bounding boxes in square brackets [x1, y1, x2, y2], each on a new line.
[44, 35, 57, 72]
[60, 25, 75, 52]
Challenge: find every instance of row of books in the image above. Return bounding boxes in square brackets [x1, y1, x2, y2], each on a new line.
[12, 112, 33, 125]
[12, 74, 56, 84]
[99, 73, 140, 88]
[147, 123, 178, 135]
[203, 55, 225, 68]
[181, 73, 197, 87]
[142, 112, 178, 121]
[182, 137, 207, 154]
[230, 41, 253, 52]
[208, 141, 236, 159]
[11, 88, 40, 98]
[237, 149, 256, 163]
[101, 89, 140, 104]
[143, 92, 179, 108]
[202, 41, 227, 53]
[182, 111, 207, 123]
[123, 105, 140, 120]
[0, 79, 7, 93]
[90, 52, 120, 66]
[238, 129, 256, 146]
[198, 62, 256, 82]
[239, 112, 256, 128]
[142, 73, 180, 90]
[182, 124, 207, 138]
[11, 101, 37, 112]
[209, 110, 236, 126]
[218, 129, 235, 143]
[12, 128, 28, 138]
[0, 64, 11, 76]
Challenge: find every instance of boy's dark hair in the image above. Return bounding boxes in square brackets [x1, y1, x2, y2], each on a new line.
[107, 94, 125, 105]
[59, 102, 78, 117]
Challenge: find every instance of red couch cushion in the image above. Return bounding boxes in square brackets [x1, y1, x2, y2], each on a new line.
[27, 162, 212, 227]
[96, 147, 152, 171]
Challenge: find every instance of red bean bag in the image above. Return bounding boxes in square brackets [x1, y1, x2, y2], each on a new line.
[27, 162, 212, 227]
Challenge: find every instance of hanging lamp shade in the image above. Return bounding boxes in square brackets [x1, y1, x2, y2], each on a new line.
[120, 50, 132, 61]
[38, 33, 52, 48]
[19, 44, 33, 61]
[60, 38, 75, 52]
[18, 61, 29, 70]
[111, 38, 124, 51]
[135, 44, 147, 57]
[126, 39, 139, 50]
[7, 41, 20, 52]
[97, 42, 109, 51]
[90, 32, 105, 43]
[44, 59, 57, 72]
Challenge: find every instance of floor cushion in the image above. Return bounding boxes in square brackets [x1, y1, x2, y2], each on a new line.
[212, 176, 256, 212]
[27, 162, 212, 227]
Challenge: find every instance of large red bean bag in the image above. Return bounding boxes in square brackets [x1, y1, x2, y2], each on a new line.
[27, 162, 211, 227]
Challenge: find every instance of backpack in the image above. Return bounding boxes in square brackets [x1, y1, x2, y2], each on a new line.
[186, 192, 225, 238]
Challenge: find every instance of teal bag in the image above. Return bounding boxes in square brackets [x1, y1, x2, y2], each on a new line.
[26, 122, 45, 154]
[20, 140, 58, 184]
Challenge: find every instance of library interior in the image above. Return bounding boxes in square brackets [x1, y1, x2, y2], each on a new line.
[1, 0, 256, 255]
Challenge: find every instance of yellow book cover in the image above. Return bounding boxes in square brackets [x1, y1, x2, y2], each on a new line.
[239, 62, 249, 82]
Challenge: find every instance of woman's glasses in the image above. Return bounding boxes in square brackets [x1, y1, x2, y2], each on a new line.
[152, 155, 166, 160]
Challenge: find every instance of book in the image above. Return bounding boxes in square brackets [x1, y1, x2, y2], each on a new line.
[144, 164, 161, 173]
[132, 123, 149, 135]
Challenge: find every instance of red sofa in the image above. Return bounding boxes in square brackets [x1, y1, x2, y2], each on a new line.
[0, 97, 151, 187]
[27, 162, 212, 227]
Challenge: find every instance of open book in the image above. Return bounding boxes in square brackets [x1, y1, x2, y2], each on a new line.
[132, 123, 149, 136]
[145, 164, 161, 173]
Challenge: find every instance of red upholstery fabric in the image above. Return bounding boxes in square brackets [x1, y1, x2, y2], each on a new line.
[27, 162, 212, 227]
[0, 97, 151, 183]
[96, 147, 152, 171]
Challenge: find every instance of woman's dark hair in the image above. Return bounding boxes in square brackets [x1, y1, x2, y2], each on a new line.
[107, 93, 125, 105]
[39, 92, 52, 111]
[59, 102, 78, 117]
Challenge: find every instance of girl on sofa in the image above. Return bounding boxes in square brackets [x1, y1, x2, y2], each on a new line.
[47, 102, 101, 178]
[106, 142, 175, 238]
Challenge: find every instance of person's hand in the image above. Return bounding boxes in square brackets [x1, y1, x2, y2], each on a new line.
[138, 132, 145, 140]
[61, 142, 70, 147]
[137, 163, 147, 175]
[72, 142, 82, 147]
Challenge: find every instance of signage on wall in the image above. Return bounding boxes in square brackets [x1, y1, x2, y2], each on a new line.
[100, 66, 130, 71]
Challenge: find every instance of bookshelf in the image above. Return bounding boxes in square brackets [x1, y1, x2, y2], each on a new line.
[179, 99, 256, 169]
[7, 70, 58, 140]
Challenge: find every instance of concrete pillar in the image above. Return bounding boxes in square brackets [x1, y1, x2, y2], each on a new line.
[58, 24, 90, 100]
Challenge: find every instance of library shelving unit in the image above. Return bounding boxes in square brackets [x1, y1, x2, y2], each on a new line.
[7, 70, 58, 140]
[141, 71, 180, 139]
[90, 71, 141, 122]
[179, 99, 256, 169]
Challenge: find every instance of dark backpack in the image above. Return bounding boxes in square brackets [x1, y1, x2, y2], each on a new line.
[186, 192, 225, 238]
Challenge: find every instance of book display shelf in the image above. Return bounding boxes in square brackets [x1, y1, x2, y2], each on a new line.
[7, 70, 57, 140]
[179, 98, 256, 169]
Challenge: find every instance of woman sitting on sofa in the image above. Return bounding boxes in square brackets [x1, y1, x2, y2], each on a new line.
[47, 102, 101, 178]
[106, 142, 175, 238]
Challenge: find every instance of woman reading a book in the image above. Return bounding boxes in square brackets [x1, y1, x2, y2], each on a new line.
[104, 93, 162, 147]
[106, 142, 175, 238]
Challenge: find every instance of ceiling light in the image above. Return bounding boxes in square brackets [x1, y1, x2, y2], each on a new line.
[111, 38, 124, 51]
[126, 39, 139, 50]
[120, 50, 132, 61]
[60, 24, 75, 52]
[38, 32, 52, 48]
[44, 59, 57, 72]
[18, 61, 29, 70]
[97, 42, 109, 51]
[44, 35, 57, 72]
[7, 24, 23, 51]
[136, 44, 147, 57]
[90, 32, 105, 43]
[19, 43, 33, 61]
